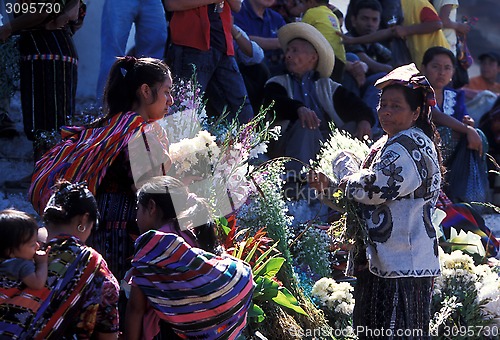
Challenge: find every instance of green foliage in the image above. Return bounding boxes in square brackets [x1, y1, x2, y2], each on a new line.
[291, 224, 332, 279]
[226, 223, 308, 324]
[238, 159, 295, 277]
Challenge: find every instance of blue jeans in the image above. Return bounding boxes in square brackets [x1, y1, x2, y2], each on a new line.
[168, 45, 254, 124]
[97, 0, 167, 101]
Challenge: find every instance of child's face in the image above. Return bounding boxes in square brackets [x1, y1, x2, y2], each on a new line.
[480, 57, 499, 81]
[10, 233, 39, 260]
[136, 202, 153, 234]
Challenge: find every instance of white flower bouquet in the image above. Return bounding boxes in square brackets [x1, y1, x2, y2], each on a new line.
[311, 277, 355, 331]
[169, 130, 220, 178]
[431, 249, 500, 336]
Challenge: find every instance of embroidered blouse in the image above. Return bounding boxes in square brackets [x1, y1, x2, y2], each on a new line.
[345, 127, 442, 278]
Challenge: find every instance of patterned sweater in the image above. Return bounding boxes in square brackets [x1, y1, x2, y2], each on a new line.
[345, 127, 442, 278]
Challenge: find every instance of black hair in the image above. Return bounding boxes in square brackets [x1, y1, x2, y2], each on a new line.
[0, 209, 39, 259]
[43, 180, 99, 226]
[382, 84, 446, 177]
[351, 0, 382, 18]
[137, 176, 219, 253]
[422, 46, 456, 68]
[91, 57, 171, 128]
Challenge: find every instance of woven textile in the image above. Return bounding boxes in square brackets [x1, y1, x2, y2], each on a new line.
[29, 111, 169, 215]
[131, 230, 254, 339]
[0, 235, 119, 339]
[353, 269, 433, 339]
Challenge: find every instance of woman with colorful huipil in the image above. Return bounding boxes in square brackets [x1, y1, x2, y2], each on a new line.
[0, 181, 119, 339]
[310, 64, 443, 338]
[29, 57, 173, 280]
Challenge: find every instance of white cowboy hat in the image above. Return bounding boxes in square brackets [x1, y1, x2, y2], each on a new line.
[278, 22, 335, 78]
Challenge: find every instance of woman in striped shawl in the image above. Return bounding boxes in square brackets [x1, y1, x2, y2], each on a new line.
[0, 181, 119, 339]
[125, 176, 254, 340]
[30, 57, 173, 281]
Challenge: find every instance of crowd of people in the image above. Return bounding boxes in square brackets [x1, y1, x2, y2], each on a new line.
[0, 0, 499, 338]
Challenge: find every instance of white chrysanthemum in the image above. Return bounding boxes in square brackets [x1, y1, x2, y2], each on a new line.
[249, 142, 268, 159]
[312, 277, 355, 317]
[440, 250, 475, 271]
[312, 278, 335, 295]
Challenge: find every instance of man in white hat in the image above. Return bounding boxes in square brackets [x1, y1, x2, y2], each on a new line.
[264, 22, 374, 173]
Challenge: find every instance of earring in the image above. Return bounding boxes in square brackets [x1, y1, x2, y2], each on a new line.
[77, 224, 87, 233]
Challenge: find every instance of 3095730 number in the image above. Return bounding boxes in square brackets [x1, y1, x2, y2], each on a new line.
[5, 2, 62, 15]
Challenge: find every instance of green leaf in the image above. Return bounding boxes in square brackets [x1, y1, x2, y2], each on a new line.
[247, 303, 265, 323]
[216, 217, 231, 236]
[252, 241, 280, 274]
[271, 288, 308, 316]
[235, 240, 247, 260]
[218, 216, 228, 227]
[253, 276, 279, 300]
[254, 257, 285, 278]
[244, 240, 261, 264]
[221, 224, 231, 236]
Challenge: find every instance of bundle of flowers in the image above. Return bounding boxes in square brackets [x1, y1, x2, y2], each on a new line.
[168, 130, 220, 178]
[431, 249, 500, 337]
[313, 123, 370, 183]
[165, 79, 280, 217]
[311, 277, 355, 334]
[290, 223, 332, 279]
[238, 158, 294, 266]
[300, 124, 374, 275]
[161, 77, 207, 143]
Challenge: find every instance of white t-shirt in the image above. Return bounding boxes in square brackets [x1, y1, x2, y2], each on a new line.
[432, 0, 459, 55]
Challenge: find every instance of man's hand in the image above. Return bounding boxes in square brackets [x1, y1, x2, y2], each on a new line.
[346, 60, 367, 87]
[456, 23, 471, 35]
[355, 120, 372, 140]
[297, 106, 321, 129]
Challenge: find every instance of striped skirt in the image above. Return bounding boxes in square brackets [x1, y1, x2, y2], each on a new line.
[18, 28, 78, 141]
[88, 192, 139, 281]
[353, 269, 433, 339]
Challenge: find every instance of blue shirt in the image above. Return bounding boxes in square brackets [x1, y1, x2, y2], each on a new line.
[437, 87, 467, 122]
[290, 70, 329, 135]
[233, 1, 286, 75]
[233, 25, 264, 65]
[0, 258, 35, 280]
